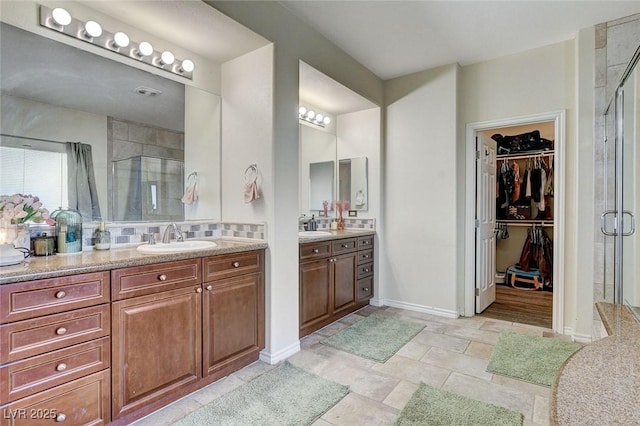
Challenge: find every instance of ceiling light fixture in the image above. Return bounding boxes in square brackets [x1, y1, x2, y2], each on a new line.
[299, 105, 332, 128]
[39, 5, 195, 80]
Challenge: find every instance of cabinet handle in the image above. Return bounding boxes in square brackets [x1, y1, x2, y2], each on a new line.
[329, 258, 336, 263]
[55, 290, 66, 299]
[158, 274, 167, 281]
[363, 254, 370, 259]
[363, 268, 369, 273]
[362, 240, 369, 245]
[312, 248, 319, 253]
[55, 413, 66, 422]
[196, 288, 202, 293]
[55, 327, 67, 336]
[342, 244, 348, 248]
[56, 363, 67, 372]
[363, 287, 369, 292]
[232, 261, 240, 268]
[206, 285, 213, 291]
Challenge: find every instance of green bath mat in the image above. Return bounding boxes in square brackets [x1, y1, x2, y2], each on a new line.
[486, 331, 582, 386]
[395, 383, 523, 426]
[321, 313, 425, 362]
[175, 361, 348, 426]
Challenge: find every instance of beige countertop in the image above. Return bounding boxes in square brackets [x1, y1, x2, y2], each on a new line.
[298, 229, 375, 243]
[550, 302, 640, 425]
[0, 238, 267, 285]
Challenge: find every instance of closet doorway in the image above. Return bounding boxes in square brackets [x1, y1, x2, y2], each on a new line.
[464, 111, 565, 332]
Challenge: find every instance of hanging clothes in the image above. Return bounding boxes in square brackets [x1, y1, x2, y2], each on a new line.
[511, 161, 521, 202]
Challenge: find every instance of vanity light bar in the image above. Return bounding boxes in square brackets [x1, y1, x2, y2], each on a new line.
[39, 5, 194, 80]
[299, 106, 332, 128]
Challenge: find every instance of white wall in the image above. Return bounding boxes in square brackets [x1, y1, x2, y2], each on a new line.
[382, 64, 459, 316]
[337, 107, 381, 218]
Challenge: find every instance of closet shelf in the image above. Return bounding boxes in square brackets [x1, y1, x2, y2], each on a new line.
[496, 219, 554, 227]
[497, 150, 554, 160]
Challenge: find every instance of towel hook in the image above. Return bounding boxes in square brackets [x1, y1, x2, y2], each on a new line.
[244, 163, 258, 182]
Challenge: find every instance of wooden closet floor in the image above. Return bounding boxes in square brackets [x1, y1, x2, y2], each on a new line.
[479, 284, 553, 329]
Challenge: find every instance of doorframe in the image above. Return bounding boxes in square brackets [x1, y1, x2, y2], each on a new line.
[464, 110, 566, 333]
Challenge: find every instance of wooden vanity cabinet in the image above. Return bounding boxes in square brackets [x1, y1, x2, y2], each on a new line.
[0, 272, 111, 426]
[299, 235, 374, 337]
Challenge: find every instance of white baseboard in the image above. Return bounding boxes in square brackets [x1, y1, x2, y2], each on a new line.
[259, 341, 300, 365]
[369, 297, 384, 307]
[563, 326, 593, 344]
[383, 299, 459, 319]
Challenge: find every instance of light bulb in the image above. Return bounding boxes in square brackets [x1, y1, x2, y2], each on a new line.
[180, 59, 195, 73]
[306, 110, 316, 120]
[84, 21, 102, 38]
[51, 8, 72, 27]
[160, 51, 175, 66]
[137, 41, 153, 57]
[112, 32, 130, 48]
[315, 113, 324, 123]
[299, 106, 307, 116]
[323, 116, 331, 125]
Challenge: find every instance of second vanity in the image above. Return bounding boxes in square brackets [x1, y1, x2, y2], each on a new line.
[0, 239, 266, 425]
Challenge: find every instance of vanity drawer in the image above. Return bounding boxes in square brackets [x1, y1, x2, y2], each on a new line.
[111, 259, 201, 300]
[357, 236, 374, 249]
[299, 241, 331, 261]
[0, 337, 110, 404]
[0, 272, 110, 324]
[332, 238, 357, 255]
[203, 250, 262, 281]
[0, 305, 110, 363]
[0, 369, 110, 426]
[357, 277, 373, 301]
[357, 249, 374, 265]
[357, 262, 374, 280]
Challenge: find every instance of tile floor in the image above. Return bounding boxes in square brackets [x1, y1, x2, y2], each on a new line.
[133, 305, 561, 425]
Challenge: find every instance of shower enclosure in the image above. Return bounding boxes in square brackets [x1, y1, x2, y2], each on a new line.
[112, 156, 184, 221]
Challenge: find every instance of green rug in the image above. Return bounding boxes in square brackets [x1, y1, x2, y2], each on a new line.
[174, 362, 348, 425]
[395, 383, 523, 426]
[486, 331, 582, 387]
[321, 313, 425, 362]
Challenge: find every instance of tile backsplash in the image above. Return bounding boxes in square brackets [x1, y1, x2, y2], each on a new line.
[298, 217, 376, 231]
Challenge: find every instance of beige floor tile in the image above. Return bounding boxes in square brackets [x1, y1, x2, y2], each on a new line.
[533, 395, 551, 425]
[443, 371, 533, 418]
[286, 348, 332, 375]
[317, 362, 400, 402]
[371, 354, 451, 387]
[395, 340, 430, 360]
[412, 328, 470, 353]
[131, 396, 202, 425]
[311, 418, 336, 426]
[300, 332, 326, 349]
[464, 340, 494, 360]
[316, 320, 352, 337]
[444, 325, 500, 345]
[322, 392, 398, 426]
[491, 374, 552, 398]
[382, 380, 420, 410]
[479, 319, 518, 333]
[420, 346, 492, 380]
[189, 375, 246, 405]
[312, 342, 378, 370]
[230, 360, 277, 382]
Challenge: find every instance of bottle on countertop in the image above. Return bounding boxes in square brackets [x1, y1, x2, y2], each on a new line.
[308, 214, 317, 231]
[94, 222, 111, 250]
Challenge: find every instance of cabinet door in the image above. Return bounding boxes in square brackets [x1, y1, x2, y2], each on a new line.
[299, 258, 332, 336]
[111, 286, 202, 419]
[333, 252, 357, 315]
[202, 273, 264, 380]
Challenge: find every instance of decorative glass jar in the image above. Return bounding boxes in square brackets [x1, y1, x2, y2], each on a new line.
[55, 209, 82, 253]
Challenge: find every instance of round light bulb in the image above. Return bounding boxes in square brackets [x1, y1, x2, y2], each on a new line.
[323, 116, 331, 125]
[113, 32, 130, 48]
[138, 41, 154, 57]
[84, 21, 102, 38]
[315, 113, 324, 123]
[299, 106, 307, 116]
[51, 8, 72, 26]
[181, 59, 195, 73]
[306, 110, 316, 120]
[160, 51, 175, 65]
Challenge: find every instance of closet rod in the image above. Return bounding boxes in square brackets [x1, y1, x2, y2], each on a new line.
[496, 221, 554, 227]
[496, 151, 554, 161]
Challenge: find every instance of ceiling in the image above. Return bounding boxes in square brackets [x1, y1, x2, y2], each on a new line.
[281, 1, 640, 80]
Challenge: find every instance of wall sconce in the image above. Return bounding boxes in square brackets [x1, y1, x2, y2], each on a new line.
[39, 5, 195, 80]
[299, 106, 332, 127]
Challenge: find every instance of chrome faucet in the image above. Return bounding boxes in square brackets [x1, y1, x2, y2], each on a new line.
[162, 223, 184, 243]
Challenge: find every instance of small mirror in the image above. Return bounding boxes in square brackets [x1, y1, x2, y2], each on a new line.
[339, 157, 368, 210]
[309, 161, 335, 211]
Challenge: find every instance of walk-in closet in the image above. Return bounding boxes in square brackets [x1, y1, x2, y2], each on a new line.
[478, 121, 555, 329]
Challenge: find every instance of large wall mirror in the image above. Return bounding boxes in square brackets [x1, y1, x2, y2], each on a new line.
[0, 22, 220, 222]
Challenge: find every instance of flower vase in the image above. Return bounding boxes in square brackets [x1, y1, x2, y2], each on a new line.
[14, 224, 31, 251]
[337, 211, 345, 230]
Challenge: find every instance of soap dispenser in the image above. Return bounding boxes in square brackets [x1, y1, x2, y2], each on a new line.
[308, 214, 318, 231]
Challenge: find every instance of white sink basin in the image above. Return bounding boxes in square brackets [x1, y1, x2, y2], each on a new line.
[298, 231, 332, 237]
[137, 240, 217, 254]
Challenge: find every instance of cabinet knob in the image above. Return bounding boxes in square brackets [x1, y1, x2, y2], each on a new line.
[196, 288, 202, 293]
[206, 285, 213, 291]
[363, 254, 370, 259]
[362, 240, 369, 245]
[56, 363, 67, 372]
[55, 290, 66, 299]
[312, 248, 319, 253]
[363, 287, 369, 292]
[342, 244, 348, 248]
[55, 413, 66, 422]
[158, 274, 167, 281]
[55, 327, 67, 336]
[363, 268, 369, 273]
[232, 261, 240, 268]
[329, 258, 336, 263]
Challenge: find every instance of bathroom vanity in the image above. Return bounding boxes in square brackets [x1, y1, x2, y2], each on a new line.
[0, 240, 266, 425]
[299, 231, 374, 337]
